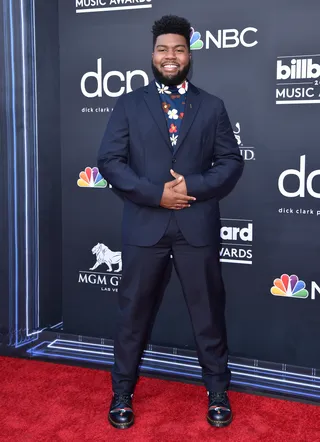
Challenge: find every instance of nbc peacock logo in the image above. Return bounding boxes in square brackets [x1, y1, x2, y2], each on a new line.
[190, 27, 204, 50]
[270, 274, 309, 299]
[77, 167, 108, 188]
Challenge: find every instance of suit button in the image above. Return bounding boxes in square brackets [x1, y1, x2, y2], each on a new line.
[172, 158, 176, 163]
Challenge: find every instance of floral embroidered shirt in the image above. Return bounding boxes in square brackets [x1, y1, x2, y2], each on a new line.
[156, 80, 188, 150]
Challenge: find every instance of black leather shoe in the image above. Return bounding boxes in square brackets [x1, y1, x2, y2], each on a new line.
[108, 392, 134, 429]
[207, 391, 233, 427]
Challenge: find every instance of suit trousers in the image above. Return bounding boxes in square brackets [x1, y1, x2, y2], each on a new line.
[111, 212, 231, 393]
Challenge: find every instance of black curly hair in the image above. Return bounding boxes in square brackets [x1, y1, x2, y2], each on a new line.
[152, 15, 191, 51]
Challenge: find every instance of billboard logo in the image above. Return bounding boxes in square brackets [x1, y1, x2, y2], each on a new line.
[271, 274, 309, 299]
[278, 155, 320, 198]
[76, 0, 152, 14]
[220, 219, 253, 265]
[277, 58, 320, 80]
[233, 122, 255, 161]
[276, 55, 320, 104]
[80, 59, 149, 98]
[78, 243, 122, 292]
[77, 167, 109, 188]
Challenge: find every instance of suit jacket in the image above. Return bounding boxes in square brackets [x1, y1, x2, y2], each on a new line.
[97, 80, 244, 247]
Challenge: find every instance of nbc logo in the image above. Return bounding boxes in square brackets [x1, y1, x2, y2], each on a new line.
[271, 274, 309, 298]
[77, 167, 109, 188]
[190, 27, 257, 50]
[271, 274, 320, 300]
[190, 28, 204, 50]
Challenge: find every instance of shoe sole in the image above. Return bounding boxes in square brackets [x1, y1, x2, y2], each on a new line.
[207, 413, 233, 428]
[108, 414, 134, 430]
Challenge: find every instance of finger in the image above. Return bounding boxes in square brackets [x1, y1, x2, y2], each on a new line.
[171, 205, 189, 210]
[170, 169, 179, 179]
[168, 202, 188, 208]
[170, 169, 185, 182]
[172, 203, 191, 209]
[175, 194, 196, 202]
[175, 201, 193, 206]
[170, 176, 183, 187]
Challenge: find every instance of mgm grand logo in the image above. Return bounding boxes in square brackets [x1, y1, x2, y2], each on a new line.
[233, 122, 255, 161]
[78, 243, 122, 292]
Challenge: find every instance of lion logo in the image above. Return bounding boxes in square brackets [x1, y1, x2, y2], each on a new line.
[90, 243, 122, 273]
[233, 122, 242, 146]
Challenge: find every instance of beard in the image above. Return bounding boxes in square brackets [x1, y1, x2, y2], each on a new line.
[151, 60, 191, 86]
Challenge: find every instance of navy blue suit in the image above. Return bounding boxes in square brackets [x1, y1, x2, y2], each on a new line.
[98, 80, 244, 393]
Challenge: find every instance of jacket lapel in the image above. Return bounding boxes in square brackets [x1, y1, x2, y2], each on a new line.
[174, 82, 202, 155]
[144, 81, 171, 151]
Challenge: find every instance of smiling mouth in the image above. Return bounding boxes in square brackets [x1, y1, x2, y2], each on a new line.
[162, 64, 179, 72]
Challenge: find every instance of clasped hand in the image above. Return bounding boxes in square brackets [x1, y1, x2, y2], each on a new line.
[160, 169, 196, 210]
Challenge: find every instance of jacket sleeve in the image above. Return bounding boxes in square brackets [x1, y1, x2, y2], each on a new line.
[97, 95, 164, 207]
[184, 100, 244, 201]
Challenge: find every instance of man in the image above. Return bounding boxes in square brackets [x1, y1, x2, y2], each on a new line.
[97, 15, 244, 429]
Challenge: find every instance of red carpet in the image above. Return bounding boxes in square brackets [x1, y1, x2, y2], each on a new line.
[0, 356, 319, 441]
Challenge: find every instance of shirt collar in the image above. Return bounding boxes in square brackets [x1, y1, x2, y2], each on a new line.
[155, 80, 189, 95]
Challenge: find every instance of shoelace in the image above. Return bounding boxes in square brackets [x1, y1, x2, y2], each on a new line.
[208, 391, 229, 407]
[113, 393, 133, 408]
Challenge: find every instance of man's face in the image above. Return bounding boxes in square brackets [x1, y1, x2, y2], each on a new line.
[152, 33, 191, 86]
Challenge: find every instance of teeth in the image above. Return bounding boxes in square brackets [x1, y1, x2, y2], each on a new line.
[164, 65, 178, 68]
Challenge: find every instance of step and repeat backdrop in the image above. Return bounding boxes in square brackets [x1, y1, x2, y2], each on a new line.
[59, 0, 320, 367]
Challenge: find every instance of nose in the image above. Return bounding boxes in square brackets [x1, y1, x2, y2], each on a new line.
[164, 48, 177, 59]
